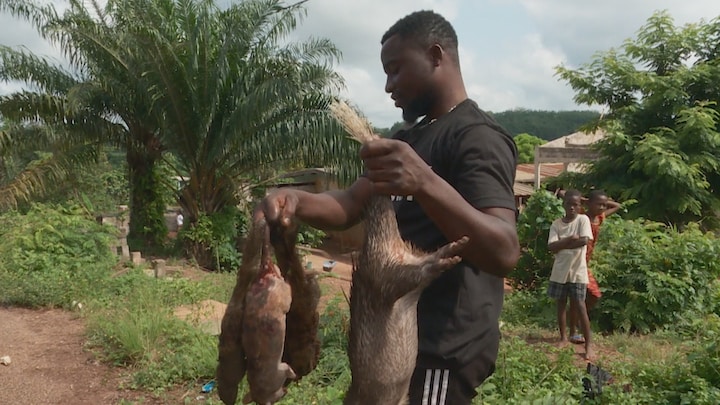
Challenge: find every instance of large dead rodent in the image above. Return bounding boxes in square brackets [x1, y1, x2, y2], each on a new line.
[270, 223, 322, 380]
[216, 215, 267, 405]
[329, 100, 469, 405]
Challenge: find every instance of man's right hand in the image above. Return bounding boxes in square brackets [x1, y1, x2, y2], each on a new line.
[255, 178, 371, 232]
[257, 189, 300, 228]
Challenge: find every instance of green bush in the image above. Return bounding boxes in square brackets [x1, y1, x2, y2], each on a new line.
[0, 203, 117, 308]
[500, 286, 556, 329]
[179, 206, 244, 272]
[592, 218, 720, 332]
[672, 313, 720, 388]
[598, 355, 720, 405]
[86, 269, 222, 390]
[297, 224, 327, 248]
[509, 189, 564, 290]
[477, 336, 584, 404]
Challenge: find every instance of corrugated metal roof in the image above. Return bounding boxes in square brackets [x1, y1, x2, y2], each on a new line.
[540, 129, 606, 148]
[513, 182, 535, 197]
[515, 163, 564, 183]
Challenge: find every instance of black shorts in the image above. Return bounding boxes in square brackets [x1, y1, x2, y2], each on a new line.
[408, 353, 495, 405]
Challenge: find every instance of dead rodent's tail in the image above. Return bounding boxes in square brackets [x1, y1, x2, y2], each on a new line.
[330, 100, 379, 144]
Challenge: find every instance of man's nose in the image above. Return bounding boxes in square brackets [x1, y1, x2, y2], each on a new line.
[385, 76, 395, 94]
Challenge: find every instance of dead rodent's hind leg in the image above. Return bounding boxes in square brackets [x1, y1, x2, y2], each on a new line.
[378, 236, 470, 299]
[411, 236, 470, 281]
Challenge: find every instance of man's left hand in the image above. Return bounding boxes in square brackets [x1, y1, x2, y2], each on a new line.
[359, 138, 434, 196]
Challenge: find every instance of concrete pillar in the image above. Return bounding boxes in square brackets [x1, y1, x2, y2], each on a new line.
[131, 251, 142, 265]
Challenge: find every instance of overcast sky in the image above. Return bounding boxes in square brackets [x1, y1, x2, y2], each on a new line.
[3, 0, 720, 128]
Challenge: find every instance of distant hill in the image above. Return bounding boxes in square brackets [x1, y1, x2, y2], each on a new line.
[490, 109, 600, 141]
[375, 109, 600, 140]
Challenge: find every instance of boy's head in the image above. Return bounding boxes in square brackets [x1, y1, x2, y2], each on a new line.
[562, 189, 583, 219]
[587, 190, 608, 217]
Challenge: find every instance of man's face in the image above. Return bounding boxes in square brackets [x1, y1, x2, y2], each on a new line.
[380, 34, 435, 123]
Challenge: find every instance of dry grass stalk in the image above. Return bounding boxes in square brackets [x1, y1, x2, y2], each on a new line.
[329, 100, 379, 144]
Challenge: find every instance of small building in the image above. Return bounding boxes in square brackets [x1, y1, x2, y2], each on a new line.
[514, 163, 565, 208]
[532, 129, 605, 189]
[269, 168, 364, 251]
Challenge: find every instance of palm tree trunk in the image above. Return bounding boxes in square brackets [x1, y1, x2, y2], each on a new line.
[126, 145, 167, 251]
[179, 171, 238, 270]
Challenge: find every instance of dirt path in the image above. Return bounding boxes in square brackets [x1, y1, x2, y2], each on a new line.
[0, 307, 161, 405]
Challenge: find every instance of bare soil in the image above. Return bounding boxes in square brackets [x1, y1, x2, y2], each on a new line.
[0, 307, 163, 405]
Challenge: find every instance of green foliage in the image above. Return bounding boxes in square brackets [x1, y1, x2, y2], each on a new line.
[0, 203, 117, 307]
[281, 296, 350, 404]
[297, 224, 328, 248]
[557, 11, 720, 230]
[668, 313, 720, 388]
[509, 189, 564, 290]
[127, 155, 169, 253]
[591, 217, 720, 333]
[179, 206, 244, 272]
[491, 109, 600, 139]
[514, 133, 546, 164]
[598, 353, 720, 404]
[501, 287, 557, 329]
[86, 269, 222, 390]
[35, 150, 129, 214]
[477, 336, 583, 404]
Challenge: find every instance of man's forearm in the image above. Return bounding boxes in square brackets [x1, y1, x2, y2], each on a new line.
[414, 173, 519, 276]
[295, 178, 371, 231]
[549, 236, 588, 252]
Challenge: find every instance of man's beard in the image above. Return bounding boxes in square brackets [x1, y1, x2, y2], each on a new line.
[401, 94, 433, 124]
[402, 109, 421, 124]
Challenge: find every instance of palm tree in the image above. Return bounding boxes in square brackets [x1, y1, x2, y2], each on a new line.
[0, 40, 124, 210]
[121, 0, 361, 268]
[1, 0, 364, 267]
[0, 0, 173, 249]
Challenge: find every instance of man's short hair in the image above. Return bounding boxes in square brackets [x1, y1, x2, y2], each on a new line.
[381, 10, 458, 57]
[564, 189, 582, 203]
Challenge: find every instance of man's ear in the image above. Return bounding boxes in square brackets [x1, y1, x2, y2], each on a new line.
[428, 43, 444, 67]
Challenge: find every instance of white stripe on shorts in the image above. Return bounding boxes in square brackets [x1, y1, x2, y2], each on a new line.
[422, 368, 449, 405]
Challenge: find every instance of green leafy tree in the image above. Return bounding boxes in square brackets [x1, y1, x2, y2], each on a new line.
[556, 11, 720, 229]
[513, 133, 546, 164]
[591, 217, 720, 333]
[509, 188, 564, 290]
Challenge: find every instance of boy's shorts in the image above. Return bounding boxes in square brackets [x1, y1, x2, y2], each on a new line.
[548, 281, 587, 300]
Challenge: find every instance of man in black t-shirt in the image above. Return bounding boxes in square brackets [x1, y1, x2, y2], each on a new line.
[260, 10, 519, 405]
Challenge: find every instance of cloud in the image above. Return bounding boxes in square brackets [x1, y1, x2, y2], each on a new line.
[3, 0, 720, 129]
[517, 0, 720, 66]
[461, 33, 579, 113]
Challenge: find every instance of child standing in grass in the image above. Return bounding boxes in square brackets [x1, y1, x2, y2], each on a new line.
[569, 190, 622, 344]
[548, 189, 594, 360]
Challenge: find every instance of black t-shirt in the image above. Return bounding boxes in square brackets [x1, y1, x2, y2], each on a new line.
[391, 99, 517, 374]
